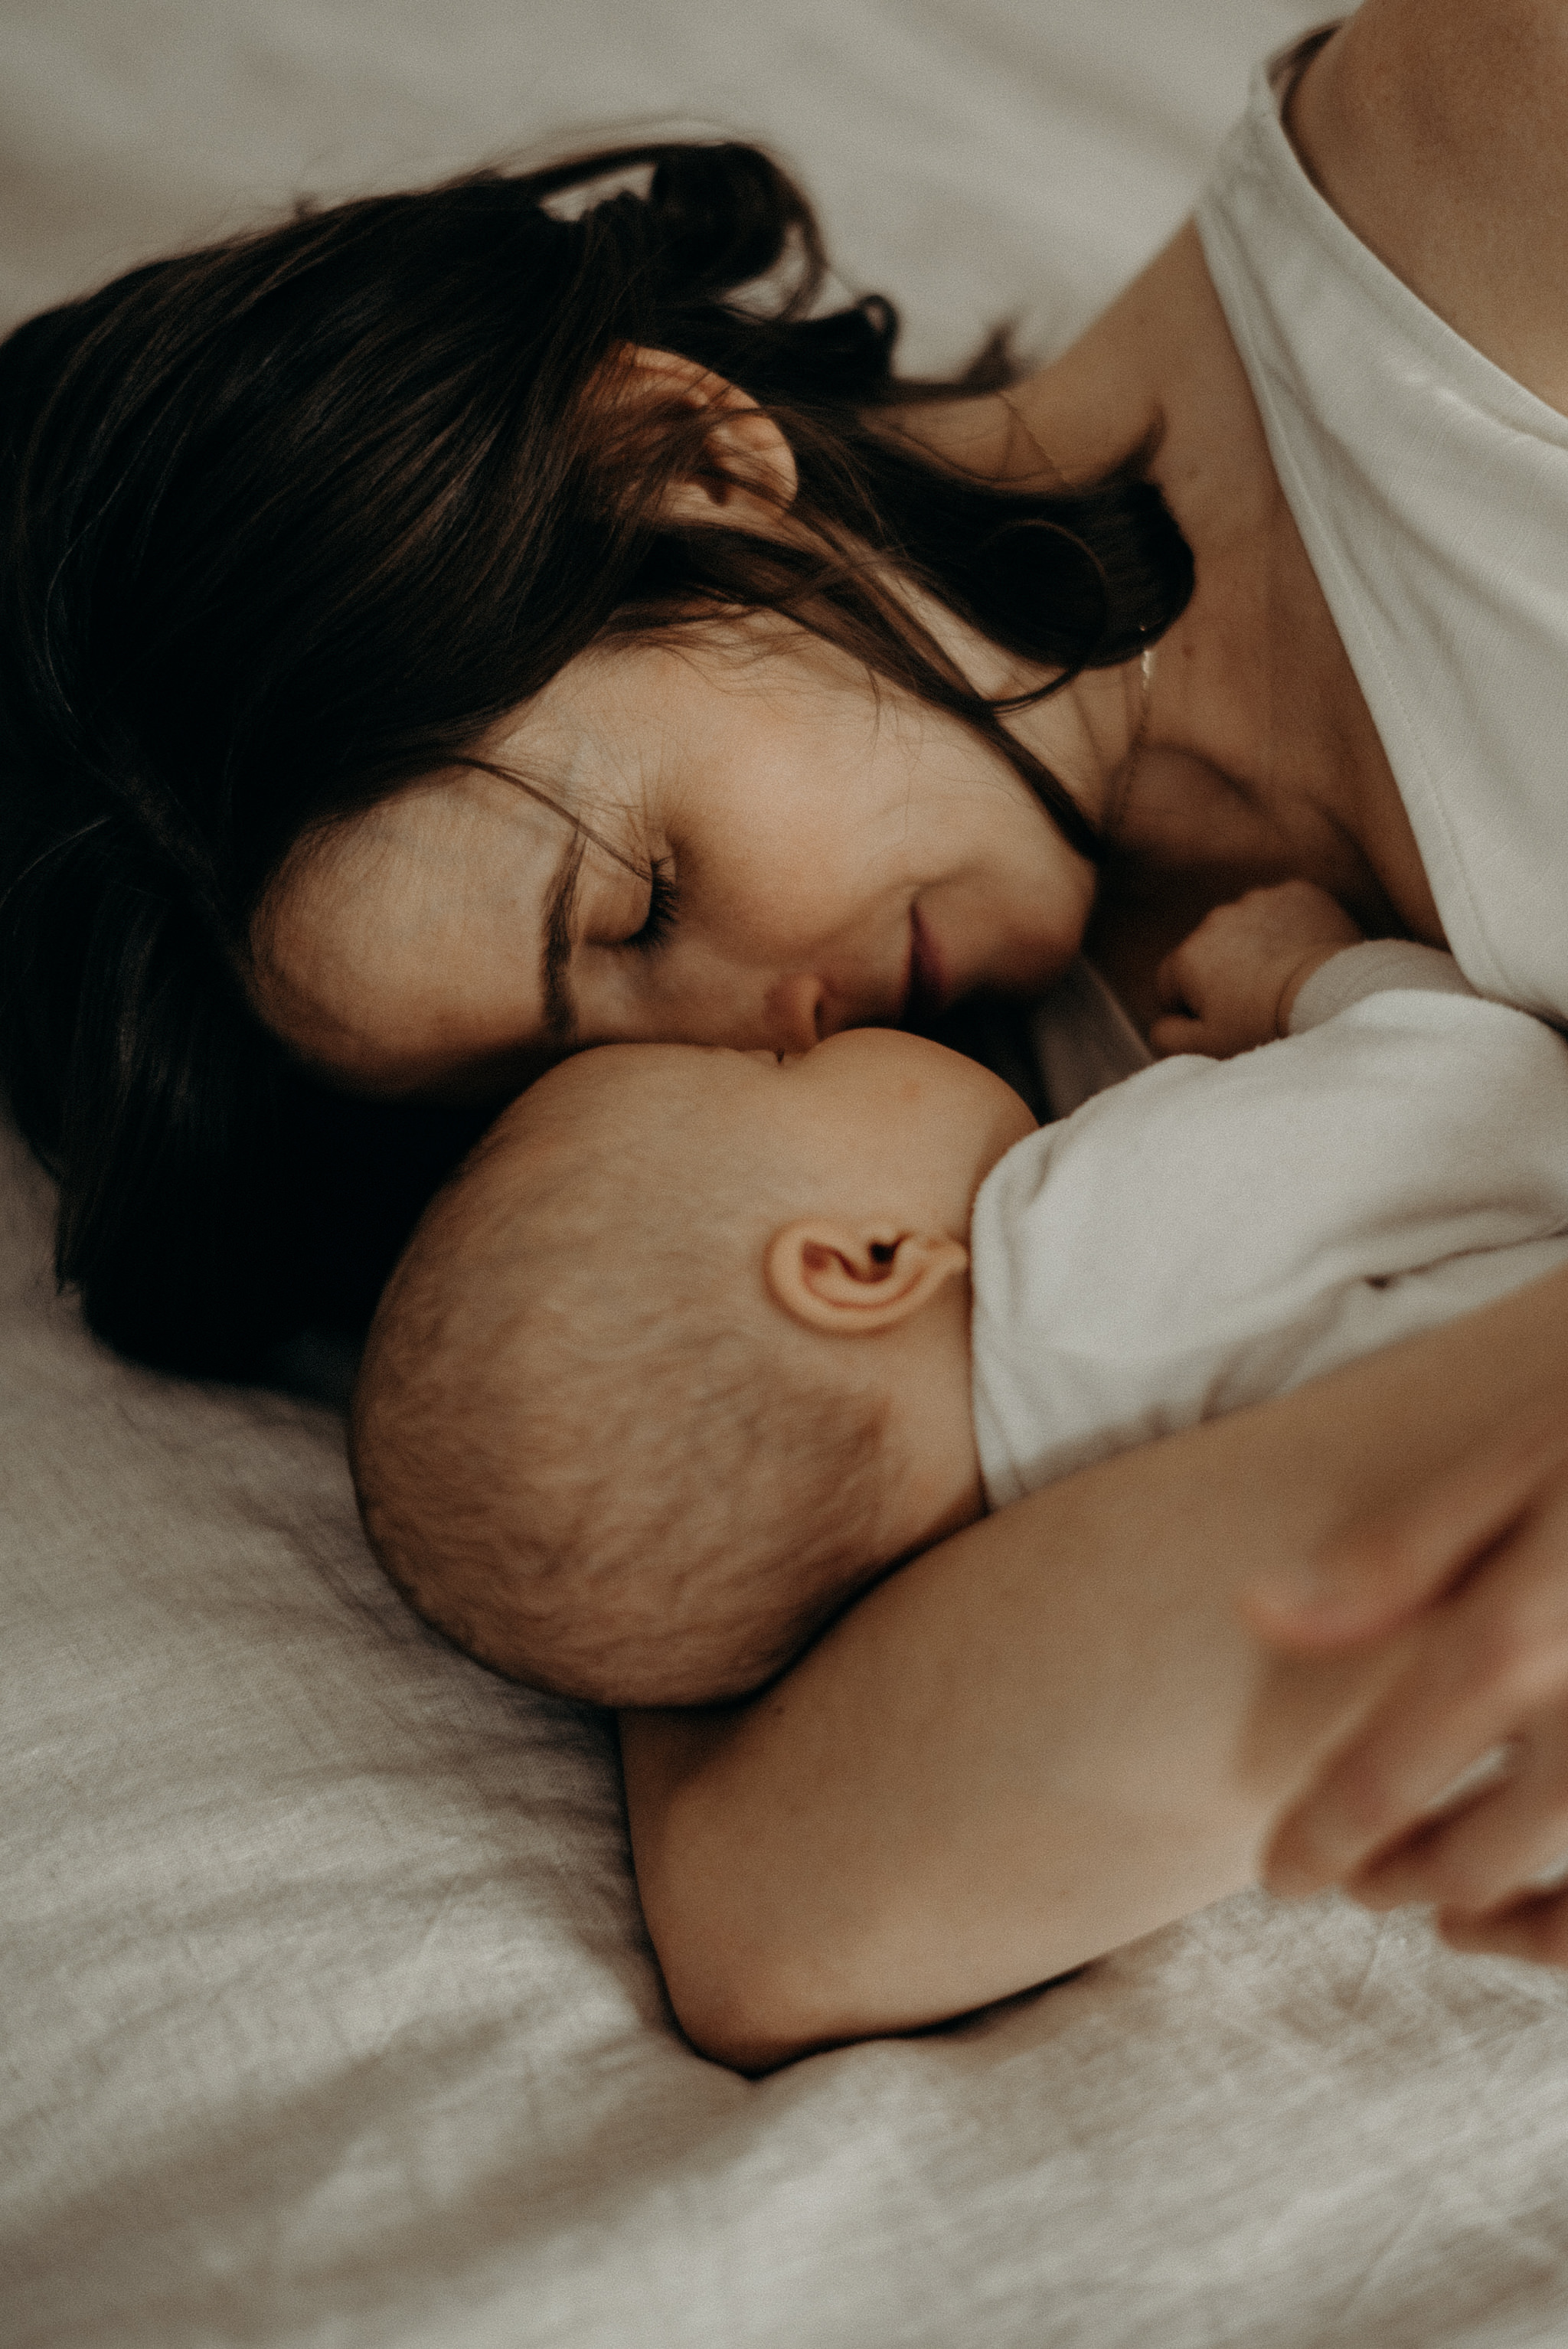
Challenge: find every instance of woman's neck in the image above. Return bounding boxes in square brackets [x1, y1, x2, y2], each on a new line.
[890, 222, 1445, 1033]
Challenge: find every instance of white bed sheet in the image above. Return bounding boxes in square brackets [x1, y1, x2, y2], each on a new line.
[5, 5, 1568, 2344]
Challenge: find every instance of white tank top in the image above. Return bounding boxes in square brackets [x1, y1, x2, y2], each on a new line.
[1195, 30, 1568, 1024]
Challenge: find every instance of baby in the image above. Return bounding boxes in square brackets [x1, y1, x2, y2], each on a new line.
[351, 883, 1568, 1707]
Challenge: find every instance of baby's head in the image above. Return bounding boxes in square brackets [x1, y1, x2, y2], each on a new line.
[351, 1029, 1033, 1705]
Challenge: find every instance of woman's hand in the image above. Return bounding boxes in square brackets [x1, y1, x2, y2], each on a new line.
[1246, 1409, 1568, 1963]
[1150, 881, 1364, 1060]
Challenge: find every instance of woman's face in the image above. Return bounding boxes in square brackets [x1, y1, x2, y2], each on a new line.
[253, 618, 1100, 1102]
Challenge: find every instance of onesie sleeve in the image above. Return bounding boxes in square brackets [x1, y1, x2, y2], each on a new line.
[1288, 939, 1478, 1030]
[969, 985, 1568, 1510]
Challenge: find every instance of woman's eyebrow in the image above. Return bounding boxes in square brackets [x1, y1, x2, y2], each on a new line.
[541, 833, 586, 1050]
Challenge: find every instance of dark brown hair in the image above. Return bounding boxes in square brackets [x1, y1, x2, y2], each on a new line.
[0, 141, 1192, 1376]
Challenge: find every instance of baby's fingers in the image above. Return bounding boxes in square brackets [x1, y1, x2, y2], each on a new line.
[1148, 1008, 1208, 1058]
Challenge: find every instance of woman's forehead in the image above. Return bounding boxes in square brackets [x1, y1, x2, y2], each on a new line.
[250, 772, 581, 1093]
[300, 764, 580, 899]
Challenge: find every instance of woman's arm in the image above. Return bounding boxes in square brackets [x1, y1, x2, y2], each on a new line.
[622, 1259, 1568, 2072]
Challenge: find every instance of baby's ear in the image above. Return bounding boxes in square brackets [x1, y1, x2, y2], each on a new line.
[765, 1219, 968, 1336]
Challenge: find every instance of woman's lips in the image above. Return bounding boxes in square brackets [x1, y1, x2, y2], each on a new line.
[902, 905, 949, 1027]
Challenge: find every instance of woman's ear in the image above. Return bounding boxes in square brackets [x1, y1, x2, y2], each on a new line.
[765, 1218, 969, 1336]
[623, 345, 799, 524]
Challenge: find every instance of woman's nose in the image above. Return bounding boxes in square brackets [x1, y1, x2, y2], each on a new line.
[764, 973, 825, 1053]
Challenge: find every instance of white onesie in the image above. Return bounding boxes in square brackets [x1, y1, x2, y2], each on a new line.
[970, 945, 1568, 1511]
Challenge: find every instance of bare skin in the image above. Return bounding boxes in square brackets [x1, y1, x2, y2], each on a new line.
[616, 0, 1568, 2066]
[259, 5, 1568, 1093]
[259, 0, 1568, 2037]
[891, 207, 1442, 1034]
[259, 229, 1434, 1085]
[626, 1256, 1568, 2071]
[893, 0, 1568, 1026]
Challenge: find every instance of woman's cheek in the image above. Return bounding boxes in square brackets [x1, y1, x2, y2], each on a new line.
[573, 940, 763, 1051]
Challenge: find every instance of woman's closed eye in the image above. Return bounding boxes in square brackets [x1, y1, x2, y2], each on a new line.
[627, 858, 680, 951]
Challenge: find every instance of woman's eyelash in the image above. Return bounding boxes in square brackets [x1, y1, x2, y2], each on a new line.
[629, 859, 679, 951]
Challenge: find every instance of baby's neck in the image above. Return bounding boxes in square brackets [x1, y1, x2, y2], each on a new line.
[863, 1267, 986, 1564]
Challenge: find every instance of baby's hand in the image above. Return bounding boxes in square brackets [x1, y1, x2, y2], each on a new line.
[1150, 881, 1364, 1060]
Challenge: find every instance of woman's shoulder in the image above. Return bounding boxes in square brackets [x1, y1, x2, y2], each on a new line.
[1189, 6, 1568, 1027]
[1287, 1, 1568, 417]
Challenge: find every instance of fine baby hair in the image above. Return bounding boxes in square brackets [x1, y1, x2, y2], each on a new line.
[351, 1044, 900, 1707]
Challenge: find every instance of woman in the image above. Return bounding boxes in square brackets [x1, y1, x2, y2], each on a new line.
[5, 1, 1568, 2055]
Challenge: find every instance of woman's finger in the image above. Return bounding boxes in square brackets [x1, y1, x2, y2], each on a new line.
[1261, 1499, 1568, 1897]
[1347, 1714, 1568, 1916]
[1439, 1887, 1568, 1967]
[1242, 1408, 1568, 1649]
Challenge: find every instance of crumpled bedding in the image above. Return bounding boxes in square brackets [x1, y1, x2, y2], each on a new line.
[4, 5, 1568, 2344]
